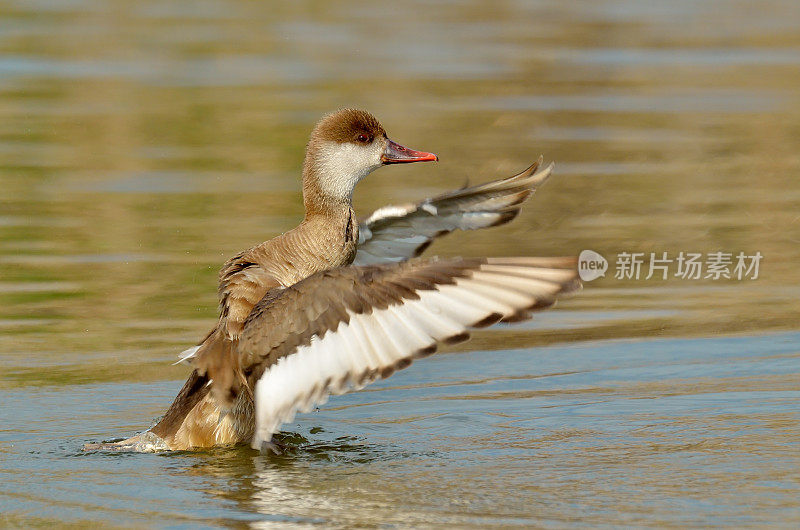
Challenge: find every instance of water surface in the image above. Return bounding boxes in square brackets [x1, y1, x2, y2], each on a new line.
[1, 0, 799, 527]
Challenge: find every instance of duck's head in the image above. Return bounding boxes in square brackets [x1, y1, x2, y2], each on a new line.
[303, 109, 437, 206]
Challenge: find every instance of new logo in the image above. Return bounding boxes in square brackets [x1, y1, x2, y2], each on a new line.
[578, 250, 608, 282]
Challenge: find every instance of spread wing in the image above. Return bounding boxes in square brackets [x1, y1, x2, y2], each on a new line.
[235, 256, 580, 448]
[353, 158, 553, 266]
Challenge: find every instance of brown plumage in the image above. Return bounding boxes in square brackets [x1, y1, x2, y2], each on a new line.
[85, 109, 579, 453]
[310, 108, 386, 145]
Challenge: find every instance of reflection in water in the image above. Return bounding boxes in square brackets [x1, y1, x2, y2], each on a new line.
[249, 443, 380, 527]
[167, 433, 411, 526]
[2, 0, 800, 526]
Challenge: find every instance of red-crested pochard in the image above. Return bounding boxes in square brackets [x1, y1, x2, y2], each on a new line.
[85, 109, 579, 452]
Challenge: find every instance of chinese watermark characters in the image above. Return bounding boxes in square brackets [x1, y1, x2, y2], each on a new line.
[578, 250, 762, 282]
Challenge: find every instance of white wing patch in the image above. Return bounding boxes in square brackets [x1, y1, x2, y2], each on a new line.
[420, 202, 438, 215]
[251, 262, 574, 448]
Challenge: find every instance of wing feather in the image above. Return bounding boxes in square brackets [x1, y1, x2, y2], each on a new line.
[238, 256, 579, 448]
[354, 159, 553, 265]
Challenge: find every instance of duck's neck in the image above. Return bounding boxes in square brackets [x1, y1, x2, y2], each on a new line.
[301, 147, 358, 220]
[300, 155, 359, 257]
[302, 178, 352, 220]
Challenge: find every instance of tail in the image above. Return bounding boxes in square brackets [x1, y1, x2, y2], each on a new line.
[149, 369, 211, 440]
[152, 325, 244, 441]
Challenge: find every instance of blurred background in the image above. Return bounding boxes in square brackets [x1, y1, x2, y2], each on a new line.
[1, 0, 799, 527]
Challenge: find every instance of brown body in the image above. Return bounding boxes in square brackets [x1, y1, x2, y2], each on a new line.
[151, 110, 393, 449]
[152, 207, 359, 448]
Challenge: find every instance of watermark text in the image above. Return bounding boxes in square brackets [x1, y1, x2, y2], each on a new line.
[578, 250, 762, 282]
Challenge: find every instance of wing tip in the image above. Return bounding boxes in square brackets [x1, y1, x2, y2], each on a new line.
[443, 331, 471, 345]
[526, 159, 554, 188]
[415, 344, 438, 358]
[512, 155, 544, 179]
[508, 155, 551, 182]
[473, 311, 504, 328]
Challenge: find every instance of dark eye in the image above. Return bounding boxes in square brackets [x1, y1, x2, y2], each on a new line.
[357, 134, 370, 143]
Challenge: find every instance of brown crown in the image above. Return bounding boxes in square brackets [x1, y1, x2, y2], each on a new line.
[310, 108, 387, 144]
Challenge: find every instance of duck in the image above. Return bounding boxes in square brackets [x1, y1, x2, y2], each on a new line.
[84, 109, 579, 453]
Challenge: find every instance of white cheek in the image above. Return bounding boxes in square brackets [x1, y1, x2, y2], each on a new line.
[315, 141, 383, 200]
